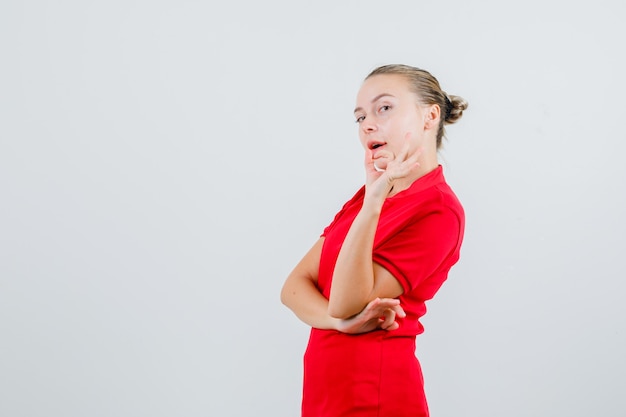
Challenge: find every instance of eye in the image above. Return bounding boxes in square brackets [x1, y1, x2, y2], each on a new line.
[379, 105, 391, 113]
[355, 115, 365, 124]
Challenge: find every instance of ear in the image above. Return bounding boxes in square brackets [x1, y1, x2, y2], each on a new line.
[423, 104, 441, 130]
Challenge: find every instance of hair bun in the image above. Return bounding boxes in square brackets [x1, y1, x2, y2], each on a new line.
[444, 94, 468, 124]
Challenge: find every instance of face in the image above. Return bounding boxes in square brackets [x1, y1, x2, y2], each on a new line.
[354, 74, 437, 170]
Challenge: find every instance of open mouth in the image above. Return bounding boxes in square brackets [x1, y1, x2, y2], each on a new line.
[368, 141, 386, 150]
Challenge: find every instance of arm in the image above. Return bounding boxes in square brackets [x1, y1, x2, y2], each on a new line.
[328, 141, 420, 319]
[281, 238, 406, 332]
[328, 213, 404, 318]
[280, 238, 338, 330]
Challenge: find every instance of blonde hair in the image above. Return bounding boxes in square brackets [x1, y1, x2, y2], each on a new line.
[366, 64, 468, 149]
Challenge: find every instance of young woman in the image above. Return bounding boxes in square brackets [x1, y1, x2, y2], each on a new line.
[281, 64, 468, 417]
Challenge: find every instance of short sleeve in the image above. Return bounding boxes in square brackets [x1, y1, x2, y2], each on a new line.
[372, 208, 462, 294]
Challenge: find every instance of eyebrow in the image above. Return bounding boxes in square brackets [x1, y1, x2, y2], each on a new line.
[353, 93, 395, 114]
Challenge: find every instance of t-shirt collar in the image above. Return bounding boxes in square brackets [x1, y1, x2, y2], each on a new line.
[388, 165, 445, 199]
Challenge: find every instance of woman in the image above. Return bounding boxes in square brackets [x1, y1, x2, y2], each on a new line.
[281, 64, 468, 417]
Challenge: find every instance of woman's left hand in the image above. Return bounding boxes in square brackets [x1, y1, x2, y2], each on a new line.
[335, 297, 406, 334]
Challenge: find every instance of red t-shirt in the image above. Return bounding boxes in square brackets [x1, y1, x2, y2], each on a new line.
[302, 165, 465, 416]
[319, 164, 464, 336]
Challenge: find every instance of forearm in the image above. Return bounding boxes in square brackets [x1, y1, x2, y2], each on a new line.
[281, 273, 339, 330]
[328, 202, 382, 318]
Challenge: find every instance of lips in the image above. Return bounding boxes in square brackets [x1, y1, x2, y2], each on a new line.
[367, 140, 386, 150]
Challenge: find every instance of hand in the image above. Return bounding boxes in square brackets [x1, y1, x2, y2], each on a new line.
[364, 133, 421, 204]
[335, 297, 406, 334]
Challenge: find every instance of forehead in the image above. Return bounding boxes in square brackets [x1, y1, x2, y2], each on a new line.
[356, 74, 412, 103]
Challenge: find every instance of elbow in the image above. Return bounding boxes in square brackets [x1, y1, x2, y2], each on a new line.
[328, 289, 368, 319]
[328, 310, 351, 320]
[280, 278, 299, 310]
[327, 302, 359, 320]
[279, 284, 290, 307]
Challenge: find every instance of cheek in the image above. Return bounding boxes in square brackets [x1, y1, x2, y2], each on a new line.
[399, 115, 419, 132]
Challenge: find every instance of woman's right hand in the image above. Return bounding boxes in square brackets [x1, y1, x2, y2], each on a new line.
[363, 134, 421, 206]
[335, 297, 406, 334]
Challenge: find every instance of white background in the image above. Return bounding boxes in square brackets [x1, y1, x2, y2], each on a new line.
[1, 1, 625, 416]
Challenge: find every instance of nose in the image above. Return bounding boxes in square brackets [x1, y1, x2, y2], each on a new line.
[361, 117, 377, 134]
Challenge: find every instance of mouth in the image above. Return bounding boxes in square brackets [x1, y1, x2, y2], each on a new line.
[368, 140, 386, 150]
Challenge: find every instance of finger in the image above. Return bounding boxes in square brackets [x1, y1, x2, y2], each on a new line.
[364, 297, 382, 313]
[375, 298, 401, 309]
[391, 304, 406, 318]
[372, 150, 393, 171]
[400, 133, 412, 159]
[391, 139, 411, 167]
[379, 314, 400, 331]
[374, 149, 393, 160]
[404, 146, 422, 168]
[376, 299, 405, 318]
[377, 297, 400, 306]
[388, 148, 421, 180]
[364, 149, 376, 173]
[379, 308, 396, 329]
[395, 132, 413, 162]
[376, 298, 400, 307]
[366, 150, 391, 176]
[397, 144, 420, 170]
[384, 321, 400, 331]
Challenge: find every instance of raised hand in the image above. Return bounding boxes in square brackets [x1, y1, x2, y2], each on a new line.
[364, 133, 421, 204]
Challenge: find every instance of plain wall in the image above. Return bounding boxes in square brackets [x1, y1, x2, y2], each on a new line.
[1, 1, 625, 416]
